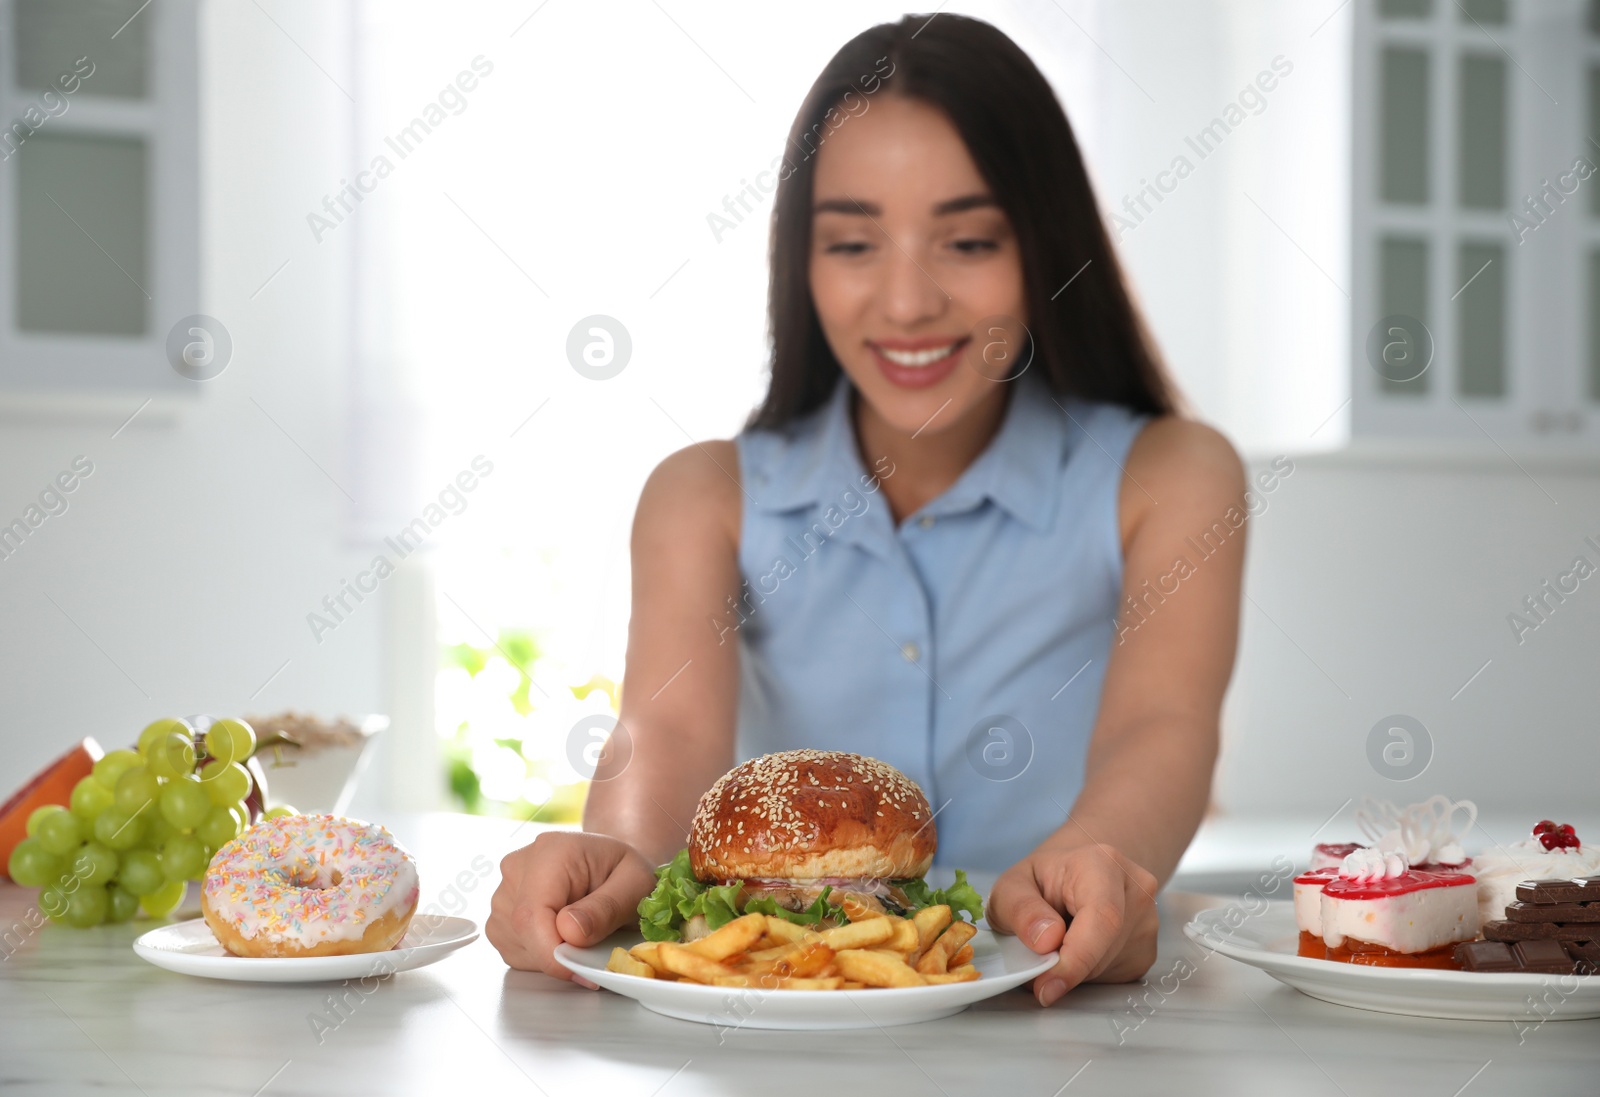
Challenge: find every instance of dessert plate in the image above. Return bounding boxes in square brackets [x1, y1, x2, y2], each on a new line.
[554, 926, 1055, 1030]
[1185, 903, 1600, 1021]
[133, 915, 478, 983]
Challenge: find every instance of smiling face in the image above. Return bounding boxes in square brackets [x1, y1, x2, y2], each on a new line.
[808, 93, 1029, 440]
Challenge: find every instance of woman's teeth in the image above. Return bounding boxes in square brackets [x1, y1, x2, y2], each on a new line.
[877, 341, 962, 367]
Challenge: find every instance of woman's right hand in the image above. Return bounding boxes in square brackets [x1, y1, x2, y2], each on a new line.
[486, 831, 659, 983]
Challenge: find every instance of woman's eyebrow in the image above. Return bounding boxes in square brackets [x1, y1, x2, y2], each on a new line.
[813, 193, 998, 217]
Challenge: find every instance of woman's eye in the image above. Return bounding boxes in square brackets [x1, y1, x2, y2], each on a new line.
[951, 238, 998, 254]
[825, 241, 871, 255]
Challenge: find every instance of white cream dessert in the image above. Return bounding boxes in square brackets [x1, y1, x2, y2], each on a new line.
[1294, 866, 1339, 939]
[1362, 795, 1474, 868]
[1299, 796, 1477, 957]
[1318, 849, 1478, 963]
[1472, 822, 1600, 926]
[1307, 796, 1477, 875]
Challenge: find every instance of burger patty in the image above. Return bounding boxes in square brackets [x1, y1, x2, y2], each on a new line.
[734, 878, 913, 917]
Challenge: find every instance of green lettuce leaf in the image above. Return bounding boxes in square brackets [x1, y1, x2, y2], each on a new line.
[637, 851, 985, 941]
[742, 884, 846, 928]
[893, 869, 985, 924]
[636, 849, 743, 942]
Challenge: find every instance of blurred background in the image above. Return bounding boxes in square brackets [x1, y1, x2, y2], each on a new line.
[2, 0, 1596, 863]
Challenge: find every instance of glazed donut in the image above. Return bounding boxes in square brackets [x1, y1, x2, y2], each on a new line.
[201, 813, 420, 958]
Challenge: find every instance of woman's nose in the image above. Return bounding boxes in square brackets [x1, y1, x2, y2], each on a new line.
[877, 231, 950, 327]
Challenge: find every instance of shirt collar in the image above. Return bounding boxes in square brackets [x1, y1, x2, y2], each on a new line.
[747, 369, 1072, 533]
[745, 376, 869, 515]
[922, 369, 1069, 532]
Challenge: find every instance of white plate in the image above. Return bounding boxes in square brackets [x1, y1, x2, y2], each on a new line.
[1184, 902, 1600, 1021]
[133, 915, 478, 983]
[554, 926, 1055, 1030]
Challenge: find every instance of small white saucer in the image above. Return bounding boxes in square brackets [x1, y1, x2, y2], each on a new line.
[133, 915, 478, 983]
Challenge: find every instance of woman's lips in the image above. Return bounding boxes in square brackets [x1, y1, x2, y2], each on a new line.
[868, 337, 969, 390]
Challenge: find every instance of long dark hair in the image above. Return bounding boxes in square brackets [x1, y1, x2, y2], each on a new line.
[747, 13, 1179, 431]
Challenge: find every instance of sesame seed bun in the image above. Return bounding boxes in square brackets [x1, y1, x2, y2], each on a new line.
[688, 750, 936, 881]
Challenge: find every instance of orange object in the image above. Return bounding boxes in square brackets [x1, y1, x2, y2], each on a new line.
[1324, 938, 1463, 970]
[0, 738, 103, 877]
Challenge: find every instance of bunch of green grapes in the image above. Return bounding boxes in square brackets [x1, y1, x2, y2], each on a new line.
[5, 717, 294, 928]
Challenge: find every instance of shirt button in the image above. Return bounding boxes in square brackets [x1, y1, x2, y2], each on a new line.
[917, 514, 935, 529]
[901, 642, 920, 662]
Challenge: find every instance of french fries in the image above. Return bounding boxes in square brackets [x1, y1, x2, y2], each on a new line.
[605, 946, 656, 979]
[837, 894, 885, 922]
[658, 941, 739, 982]
[761, 918, 809, 945]
[683, 912, 767, 961]
[604, 905, 983, 992]
[835, 947, 926, 988]
[923, 964, 979, 984]
[909, 904, 952, 964]
[775, 939, 835, 978]
[914, 919, 977, 976]
[626, 942, 672, 977]
[818, 917, 895, 950]
[710, 974, 845, 990]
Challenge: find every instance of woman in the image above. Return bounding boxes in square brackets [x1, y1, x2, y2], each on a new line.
[488, 13, 1244, 1008]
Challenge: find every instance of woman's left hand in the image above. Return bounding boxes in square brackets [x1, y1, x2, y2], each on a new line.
[986, 841, 1160, 1007]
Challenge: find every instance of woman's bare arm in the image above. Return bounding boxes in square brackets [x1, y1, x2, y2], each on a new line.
[581, 440, 745, 867]
[986, 417, 1247, 1001]
[1039, 417, 1247, 883]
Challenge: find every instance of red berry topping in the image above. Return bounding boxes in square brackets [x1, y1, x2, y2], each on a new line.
[1536, 822, 1581, 851]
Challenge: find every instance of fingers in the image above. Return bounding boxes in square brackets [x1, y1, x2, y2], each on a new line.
[486, 835, 594, 979]
[485, 854, 533, 969]
[1091, 904, 1159, 984]
[1000, 843, 1159, 1008]
[986, 865, 1067, 955]
[1038, 848, 1128, 1005]
[554, 845, 656, 990]
[486, 893, 556, 975]
[522, 896, 577, 981]
[486, 858, 566, 977]
[485, 832, 658, 986]
[1083, 854, 1158, 983]
[556, 857, 648, 946]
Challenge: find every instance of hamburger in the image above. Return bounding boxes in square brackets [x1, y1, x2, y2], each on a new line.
[637, 750, 983, 942]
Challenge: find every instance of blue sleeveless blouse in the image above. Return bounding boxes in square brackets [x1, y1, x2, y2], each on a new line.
[730, 370, 1149, 872]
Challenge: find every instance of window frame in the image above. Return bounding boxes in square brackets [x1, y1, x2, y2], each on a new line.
[0, 0, 199, 394]
[1350, 0, 1590, 443]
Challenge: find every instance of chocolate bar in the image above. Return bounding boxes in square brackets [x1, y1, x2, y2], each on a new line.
[1505, 901, 1600, 924]
[1567, 939, 1600, 963]
[1460, 877, 1600, 973]
[1455, 940, 1521, 972]
[1515, 878, 1600, 904]
[1511, 940, 1586, 973]
[1482, 919, 1597, 944]
[1453, 939, 1597, 975]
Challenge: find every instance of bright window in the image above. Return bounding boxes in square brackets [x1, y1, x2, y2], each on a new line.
[1352, 0, 1596, 440]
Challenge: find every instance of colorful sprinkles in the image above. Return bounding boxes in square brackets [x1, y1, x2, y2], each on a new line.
[202, 813, 419, 944]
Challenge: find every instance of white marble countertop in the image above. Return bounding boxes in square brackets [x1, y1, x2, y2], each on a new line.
[3, 811, 1595, 1096]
